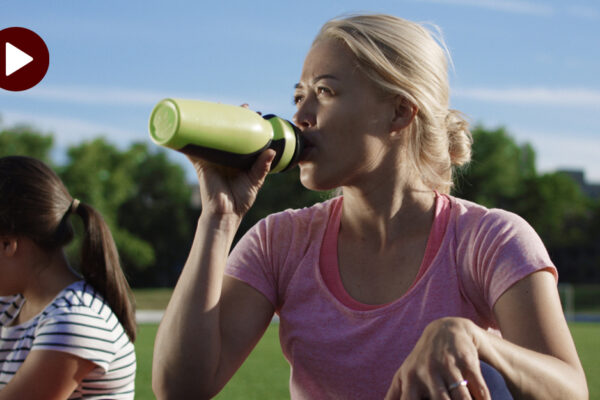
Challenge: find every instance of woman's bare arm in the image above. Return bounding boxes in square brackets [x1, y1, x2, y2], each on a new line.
[480, 270, 587, 399]
[385, 271, 588, 400]
[152, 150, 277, 399]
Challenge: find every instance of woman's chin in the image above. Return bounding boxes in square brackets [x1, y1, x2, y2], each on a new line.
[299, 164, 338, 192]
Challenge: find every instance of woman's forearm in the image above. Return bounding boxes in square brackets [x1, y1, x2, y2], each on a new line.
[474, 325, 588, 400]
[152, 213, 240, 399]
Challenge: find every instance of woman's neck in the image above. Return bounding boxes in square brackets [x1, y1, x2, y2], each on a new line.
[340, 177, 436, 252]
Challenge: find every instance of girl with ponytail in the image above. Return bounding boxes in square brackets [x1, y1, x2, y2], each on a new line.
[0, 156, 136, 399]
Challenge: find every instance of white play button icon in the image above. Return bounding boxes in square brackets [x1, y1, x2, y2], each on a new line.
[1, 27, 50, 91]
[6, 42, 33, 77]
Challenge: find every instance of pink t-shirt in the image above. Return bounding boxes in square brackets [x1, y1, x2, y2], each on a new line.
[226, 194, 557, 399]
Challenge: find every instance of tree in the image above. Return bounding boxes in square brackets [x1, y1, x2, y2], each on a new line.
[59, 138, 156, 276]
[453, 125, 594, 283]
[117, 144, 198, 286]
[2, 120, 598, 284]
[453, 125, 536, 209]
[0, 125, 54, 163]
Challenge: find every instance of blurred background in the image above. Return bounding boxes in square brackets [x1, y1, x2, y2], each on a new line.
[3, 0, 599, 286]
[2, 1, 599, 397]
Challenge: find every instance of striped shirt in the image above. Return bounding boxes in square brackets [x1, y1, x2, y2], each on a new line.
[0, 281, 136, 399]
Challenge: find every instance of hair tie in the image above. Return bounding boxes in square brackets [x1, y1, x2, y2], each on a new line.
[71, 198, 81, 214]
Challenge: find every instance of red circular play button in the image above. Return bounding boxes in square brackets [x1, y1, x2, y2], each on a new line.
[0, 27, 50, 91]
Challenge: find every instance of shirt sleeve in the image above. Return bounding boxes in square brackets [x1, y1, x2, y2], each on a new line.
[226, 215, 282, 309]
[32, 306, 122, 372]
[457, 208, 558, 316]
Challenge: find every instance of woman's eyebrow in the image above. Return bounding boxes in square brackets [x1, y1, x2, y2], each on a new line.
[294, 74, 340, 89]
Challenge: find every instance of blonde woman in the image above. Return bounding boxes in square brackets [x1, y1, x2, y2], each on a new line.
[153, 14, 587, 399]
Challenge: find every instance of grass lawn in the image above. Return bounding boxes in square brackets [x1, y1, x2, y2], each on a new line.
[134, 322, 599, 400]
[570, 323, 600, 399]
[134, 324, 288, 400]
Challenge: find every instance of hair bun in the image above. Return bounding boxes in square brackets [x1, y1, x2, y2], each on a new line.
[446, 109, 472, 167]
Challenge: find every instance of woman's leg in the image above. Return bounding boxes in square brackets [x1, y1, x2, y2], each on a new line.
[480, 360, 513, 400]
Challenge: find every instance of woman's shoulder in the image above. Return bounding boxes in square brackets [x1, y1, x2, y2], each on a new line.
[448, 195, 541, 243]
[259, 196, 340, 231]
[449, 195, 532, 227]
[266, 196, 339, 219]
[232, 196, 339, 262]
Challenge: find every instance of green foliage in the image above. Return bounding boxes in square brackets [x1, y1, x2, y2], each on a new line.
[0, 123, 196, 286]
[519, 172, 589, 247]
[59, 138, 156, 274]
[2, 119, 599, 285]
[453, 125, 598, 282]
[454, 125, 536, 208]
[60, 138, 135, 221]
[117, 144, 197, 286]
[0, 126, 54, 163]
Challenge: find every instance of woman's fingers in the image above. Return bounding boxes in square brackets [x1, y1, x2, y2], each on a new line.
[247, 149, 275, 185]
[446, 377, 470, 400]
[383, 373, 401, 399]
[187, 148, 275, 217]
[386, 318, 496, 400]
[463, 362, 491, 400]
[426, 374, 453, 400]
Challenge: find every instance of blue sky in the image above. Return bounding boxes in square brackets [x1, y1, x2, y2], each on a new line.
[2, 0, 599, 182]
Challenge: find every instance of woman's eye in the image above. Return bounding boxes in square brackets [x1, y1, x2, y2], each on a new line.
[293, 94, 304, 105]
[317, 87, 331, 96]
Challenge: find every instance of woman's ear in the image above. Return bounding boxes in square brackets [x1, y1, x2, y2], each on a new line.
[0, 236, 18, 258]
[390, 97, 418, 135]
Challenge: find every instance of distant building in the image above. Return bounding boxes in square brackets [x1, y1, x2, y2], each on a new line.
[558, 169, 600, 199]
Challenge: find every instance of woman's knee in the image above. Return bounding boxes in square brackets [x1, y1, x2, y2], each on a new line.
[479, 360, 513, 400]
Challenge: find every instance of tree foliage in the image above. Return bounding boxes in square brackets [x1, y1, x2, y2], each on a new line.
[0, 127, 196, 286]
[0, 125, 54, 163]
[453, 125, 599, 282]
[116, 144, 198, 286]
[1, 121, 598, 285]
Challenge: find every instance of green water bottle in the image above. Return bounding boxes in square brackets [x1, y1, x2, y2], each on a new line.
[148, 98, 303, 173]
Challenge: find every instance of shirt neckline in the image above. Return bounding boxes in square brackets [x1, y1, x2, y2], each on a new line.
[319, 193, 452, 311]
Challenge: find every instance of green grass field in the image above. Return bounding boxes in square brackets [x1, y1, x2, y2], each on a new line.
[134, 324, 289, 400]
[134, 322, 600, 400]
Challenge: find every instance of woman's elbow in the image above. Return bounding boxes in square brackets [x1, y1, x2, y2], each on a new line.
[152, 369, 218, 400]
[572, 369, 589, 400]
[152, 380, 216, 400]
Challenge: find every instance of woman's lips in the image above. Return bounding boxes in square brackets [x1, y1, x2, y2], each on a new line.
[299, 137, 315, 162]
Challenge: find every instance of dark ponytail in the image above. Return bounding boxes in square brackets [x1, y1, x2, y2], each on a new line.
[0, 156, 136, 342]
[71, 201, 137, 342]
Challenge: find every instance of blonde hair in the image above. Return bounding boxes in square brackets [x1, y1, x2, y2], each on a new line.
[315, 14, 471, 193]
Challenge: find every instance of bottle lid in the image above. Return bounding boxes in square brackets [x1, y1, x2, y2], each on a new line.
[149, 99, 179, 145]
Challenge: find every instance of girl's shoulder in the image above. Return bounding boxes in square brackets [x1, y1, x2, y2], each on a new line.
[41, 281, 115, 326]
[0, 294, 24, 326]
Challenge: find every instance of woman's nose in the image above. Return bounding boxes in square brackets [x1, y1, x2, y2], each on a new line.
[293, 107, 316, 130]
